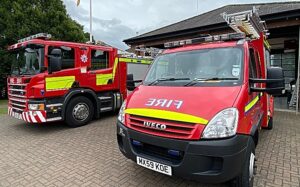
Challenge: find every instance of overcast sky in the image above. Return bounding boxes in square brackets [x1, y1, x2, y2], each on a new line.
[63, 0, 296, 49]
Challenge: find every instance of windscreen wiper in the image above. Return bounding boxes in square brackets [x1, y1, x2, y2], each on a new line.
[148, 77, 190, 86]
[184, 77, 239, 86]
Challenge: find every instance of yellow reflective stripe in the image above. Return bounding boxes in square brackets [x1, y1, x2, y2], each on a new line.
[96, 73, 113, 85]
[112, 58, 119, 81]
[45, 76, 75, 91]
[119, 58, 137, 63]
[125, 108, 208, 125]
[264, 39, 271, 50]
[140, 59, 152, 64]
[245, 95, 260, 113]
[119, 57, 152, 65]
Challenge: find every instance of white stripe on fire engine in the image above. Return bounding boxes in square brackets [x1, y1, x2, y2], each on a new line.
[22, 113, 26, 121]
[29, 111, 37, 123]
[36, 111, 46, 122]
[25, 112, 31, 123]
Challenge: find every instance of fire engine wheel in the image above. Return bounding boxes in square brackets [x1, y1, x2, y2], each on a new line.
[65, 96, 94, 128]
[266, 117, 273, 130]
[230, 139, 256, 187]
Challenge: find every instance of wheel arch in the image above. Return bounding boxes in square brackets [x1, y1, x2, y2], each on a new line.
[62, 88, 100, 120]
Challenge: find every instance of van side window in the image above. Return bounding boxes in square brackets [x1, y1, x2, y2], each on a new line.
[249, 48, 258, 78]
[264, 48, 271, 67]
[255, 51, 261, 78]
[91, 50, 109, 70]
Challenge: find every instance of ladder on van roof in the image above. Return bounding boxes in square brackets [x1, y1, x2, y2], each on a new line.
[222, 7, 268, 39]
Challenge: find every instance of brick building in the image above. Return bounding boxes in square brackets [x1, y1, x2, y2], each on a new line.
[124, 2, 300, 111]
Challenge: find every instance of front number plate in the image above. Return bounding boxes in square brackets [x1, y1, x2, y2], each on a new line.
[136, 156, 172, 176]
[12, 111, 23, 120]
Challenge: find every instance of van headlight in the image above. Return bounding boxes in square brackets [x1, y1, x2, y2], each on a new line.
[202, 108, 239, 139]
[117, 100, 126, 124]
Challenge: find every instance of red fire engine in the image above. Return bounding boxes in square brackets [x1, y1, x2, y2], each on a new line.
[7, 34, 151, 127]
[117, 8, 284, 186]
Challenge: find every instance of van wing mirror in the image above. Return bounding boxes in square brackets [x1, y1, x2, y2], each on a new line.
[48, 49, 62, 74]
[127, 74, 142, 91]
[250, 67, 285, 96]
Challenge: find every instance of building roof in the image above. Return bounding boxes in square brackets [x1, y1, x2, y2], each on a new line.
[124, 1, 300, 44]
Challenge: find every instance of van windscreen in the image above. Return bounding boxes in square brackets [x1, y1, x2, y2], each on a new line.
[144, 47, 243, 87]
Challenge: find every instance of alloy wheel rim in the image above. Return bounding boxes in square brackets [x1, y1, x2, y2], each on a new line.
[72, 103, 89, 121]
[249, 152, 255, 182]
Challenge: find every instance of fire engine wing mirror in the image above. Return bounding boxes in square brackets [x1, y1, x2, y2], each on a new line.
[48, 49, 62, 74]
[250, 67, 285, 96]
[127, 74, 142, 91]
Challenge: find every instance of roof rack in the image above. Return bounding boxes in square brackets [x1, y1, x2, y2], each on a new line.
[163, 7, 267, 49]
[18, 33, 51, 43]
[164, 32, 246, 48]
[222, 7, 268, 39]
[135, 46, 163, 58]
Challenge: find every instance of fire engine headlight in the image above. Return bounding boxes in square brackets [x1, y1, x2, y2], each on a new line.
[117, 100, 126, 124]
[202, 108, 239, 139]
[28, 103, 45, 111]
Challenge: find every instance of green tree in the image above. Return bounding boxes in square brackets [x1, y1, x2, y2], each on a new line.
[0, 0, 89, 97]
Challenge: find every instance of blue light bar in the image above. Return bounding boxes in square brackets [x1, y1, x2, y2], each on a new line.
[18, 33, 52, 43]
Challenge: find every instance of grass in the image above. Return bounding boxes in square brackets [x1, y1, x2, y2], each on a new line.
[0, 100, 8, 115]
[0, 100, 8, 105]
[0, 108, 7, 115]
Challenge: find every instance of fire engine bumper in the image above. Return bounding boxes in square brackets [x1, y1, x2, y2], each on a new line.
[117, 121, 251, 183]
[8, 106, 47, 123]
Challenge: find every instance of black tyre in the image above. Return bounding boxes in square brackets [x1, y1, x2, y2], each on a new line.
[65, 96, 94, 127]
[230, 139, 256, 187]
[266, 117, 273, 130]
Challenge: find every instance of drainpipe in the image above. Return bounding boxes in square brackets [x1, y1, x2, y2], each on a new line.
[296, 26, 300, 114]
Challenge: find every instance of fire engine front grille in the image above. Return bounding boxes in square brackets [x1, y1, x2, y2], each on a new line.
[128, 115, 199, 140]
[8, 83, 27, 111]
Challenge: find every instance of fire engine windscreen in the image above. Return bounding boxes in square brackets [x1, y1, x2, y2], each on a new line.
[11, 46, 45, 75]
[144, 47, 243, 86]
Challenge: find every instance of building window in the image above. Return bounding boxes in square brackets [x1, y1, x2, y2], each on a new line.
[91, 50, 109, 70]
[271, 52, 296, 81]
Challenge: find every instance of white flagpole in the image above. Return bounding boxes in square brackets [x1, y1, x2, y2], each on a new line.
[90, 0, 93, 42]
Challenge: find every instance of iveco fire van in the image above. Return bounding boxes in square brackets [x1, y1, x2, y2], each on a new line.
[117, 9, 284, 186]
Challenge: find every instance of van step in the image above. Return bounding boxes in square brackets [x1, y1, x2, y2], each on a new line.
[99, 96, 112, 100]
[100, 107, 113, 112]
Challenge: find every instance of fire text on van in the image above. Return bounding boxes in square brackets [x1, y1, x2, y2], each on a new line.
[145, 98, 183, 109]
